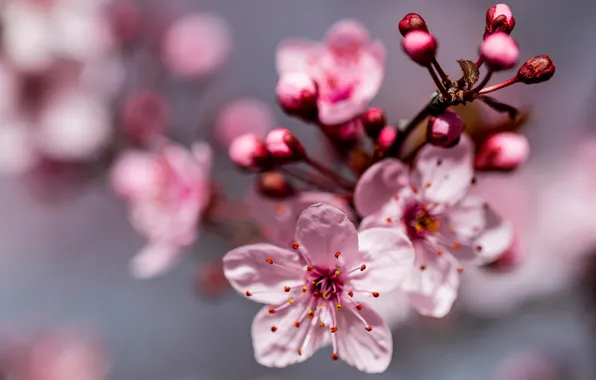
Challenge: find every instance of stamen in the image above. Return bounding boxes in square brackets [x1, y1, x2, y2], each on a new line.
[265, 258, 274, 265]
[386, 217, 392, 223]
[294, 321, 301, 328]
[360, 264, 367, 271]
[356, 303, 363, 310]
[331, 353, 339, 360]
[269, 307, 276, 314]
[284, 286, 291, 292]
[348, 290, 354, 297]
[308, 309, 314, 319]
[336, 304, 342, 311]
[420, 265, 427, 271]
[292, 242, 299, 249]
[457, 267, 464, 273]
[334, 268, 341, 276]
[436, 249, 443, 256]
[307, 265, 314, 271]
[372, 292, 380, 298]
[347, 264, 367, 275]
[319, 322, 325, 328]
[245, 291, 252, 297]
[453, 242, 461, 250]
[393, 194, 400, 200]
[271, 326, 277, 332]
[411, 186, 419, 194]
[425, 182, 432, 189]
[475, 245, 483, 252]
[365, 326, 373, 332]
[297, 349, 302, 356]
[330, 326, 338, 333]
[302, 285, 307, 292]
[335, 251, 341, 258]
[288, 298, 294, 304]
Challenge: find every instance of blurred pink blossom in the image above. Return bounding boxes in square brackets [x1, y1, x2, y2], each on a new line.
[5, 329, 110, 380]
[162, 12, 232, 78]
[121, 90, 170, 142]
[276, 19, 386, 125]
[110, 140, 213, 278]
[215, 98, 274, 148]
[495, 352, 558, 380]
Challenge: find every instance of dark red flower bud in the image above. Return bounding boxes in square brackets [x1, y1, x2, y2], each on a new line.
[401, 31, 437, 67]
[361, 108, 386, 139]
[398, 13, 429, 36]
[485, 4, 515, 38]
[517, 55, 555, 84]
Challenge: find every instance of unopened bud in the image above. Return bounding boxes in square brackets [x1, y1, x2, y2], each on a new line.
[322, 121, 359, 154]
[276, 73, 318, 120]
[427, 110, 464, 147]
[402, 31, 437, 66]
[362, 108, 386, 139]
[517, 55, 555, 84]
[376, 126, 398, 150]
[485, 4, 515, 37]
[229, 133, 269, 170]
[265, 128, 305, 162]
[398, 13, 429, 37]
[257, 171, 295, 199]
[485, 234, 520, 272]
[480, 32, 519, 71]
[475, 132, 529, 171]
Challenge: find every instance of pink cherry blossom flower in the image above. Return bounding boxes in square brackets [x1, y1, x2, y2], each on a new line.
[223, 203, 415, 372]
[246, 186, 354, 246]
[354, 136, 513, 317]
[110, 140, 212, 278]
[162, 12, 232, 78]
[276, 19, 386, 125]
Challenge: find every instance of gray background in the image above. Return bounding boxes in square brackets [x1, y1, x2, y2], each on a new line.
[1, 0, 595, 379]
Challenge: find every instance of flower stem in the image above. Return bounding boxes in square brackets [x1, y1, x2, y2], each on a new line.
[431, 58, 450, 85]
[471, 70, 493, 92]
[386, 102, 436, 158]
[303, 157, 355, 191]
[427, 66, 450, 100]
[478, 77, 519, 94]
[279, 166, 340, 192]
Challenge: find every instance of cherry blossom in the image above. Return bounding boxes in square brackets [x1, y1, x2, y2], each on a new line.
[110, 140, 212, 278]
[223, 204, 414, 372]
[354, 136, 513, 317]
[276, 19, 386, 125]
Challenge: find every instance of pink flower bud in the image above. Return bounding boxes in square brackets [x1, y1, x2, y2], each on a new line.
[485, 234, 520, 272]
[276, 73, 318, 119]
[475, 132, 529, 171]
[485, 4, 515, 37]
[362, 108, 386, 139]
[517, 55, 555, 84]
[398, 13, 429, 37]
[377, 126, 398, 150]
[228, 134, 269, 170]
[480, 32, 519, 71]
[106, 1, 140, 44]
[265, 128, 305, 162]
[121, 90, 170, 142]
[427, 110, 464, 147]
[257, 171, 296, 199]
[401, 31, 437, 66]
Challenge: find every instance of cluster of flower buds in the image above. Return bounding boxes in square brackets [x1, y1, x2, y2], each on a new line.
[396, 5, 554, 170]
[229, 128, 306, 170]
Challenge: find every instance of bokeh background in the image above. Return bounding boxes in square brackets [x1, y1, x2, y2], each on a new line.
[1, 0, 595, 379]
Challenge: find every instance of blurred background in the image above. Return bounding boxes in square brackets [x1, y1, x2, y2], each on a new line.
[0, 0, 595, 379]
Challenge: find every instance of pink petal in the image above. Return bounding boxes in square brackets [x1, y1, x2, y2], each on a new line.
[317, 98, 367, 126]
[402, 252, 459, 318]
[444, 195, 514, 264]
[191, 141, 213, 171]
[351, 44, 386, 105]
[275, 38, 321, 74]
[223, 244, 304, 304]
[354, 158, 410, 217]
[365, 290, 412, 329]
[251, 302, 327, 368]
[110, 150, 161, 200]
[294, 204, 359, 268]
[335, 301, 392, 373]
[411, 135, 474, 206]
[324, 19, 370, 51]
[130, 244, 181, 279]
[348, 228, 415, 293]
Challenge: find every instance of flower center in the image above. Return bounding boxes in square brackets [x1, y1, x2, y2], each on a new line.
[307, 267, 344, 300]
[404, 203, 440, 239]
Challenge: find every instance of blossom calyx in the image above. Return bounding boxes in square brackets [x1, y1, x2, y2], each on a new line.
[517, 55, 555, 84]
[265, 128, 306, 163]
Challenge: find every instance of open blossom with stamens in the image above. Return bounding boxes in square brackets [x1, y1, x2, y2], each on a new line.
[354, 136, 513, 317]
[223, 204, 414, 372]
[110, 140, 212, 278]
[276, 19, 386, 125]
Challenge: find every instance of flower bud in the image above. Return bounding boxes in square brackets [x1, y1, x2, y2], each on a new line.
[229, 133, 269, 170]
[276, 73, 318, 120]
[427, 110, 464, 147]
[517, 55, 555, 84]
[265, 128, 305, 162]
[257, 171, 295, 199]
[475, 132, 529, 171]
[401, 31, 437, 66]
[361, 108, 386, 139]
[376, 126, 398, 150]
[398, 13, 429, 37]
[479, 32, 519, 71]
[485, 4, 515, 37]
